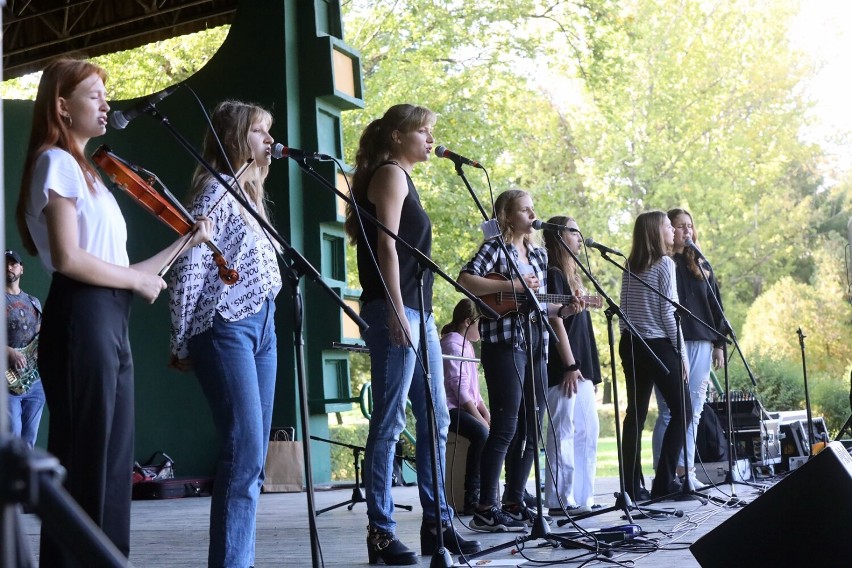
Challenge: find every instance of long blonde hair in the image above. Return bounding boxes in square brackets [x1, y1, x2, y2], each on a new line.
[189, 100, 274, 231]
[493, 189, 538, 248]
[17, 58, 108, 255]
[543, 215, 585, 295]
[344, 104, 436, 244]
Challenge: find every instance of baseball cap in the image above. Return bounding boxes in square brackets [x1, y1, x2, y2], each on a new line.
[5, 250, 23, 264]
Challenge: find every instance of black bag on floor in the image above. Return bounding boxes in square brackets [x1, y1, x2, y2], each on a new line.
[132, 476, 214, 500]
[696, 402, 729, 462]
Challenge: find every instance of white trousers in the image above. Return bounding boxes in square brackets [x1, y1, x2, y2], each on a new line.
[544, 378, 599, 508]
[652, 340, 712, 470]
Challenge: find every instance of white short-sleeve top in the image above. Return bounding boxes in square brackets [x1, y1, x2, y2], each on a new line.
[26, 147, 129, 273]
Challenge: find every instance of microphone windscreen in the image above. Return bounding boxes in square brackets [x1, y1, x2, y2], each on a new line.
[108, 112, 128, 130]
[434, 145, 448, 157]
[532, 219, 543, 230]
[271, 143, 285, 159]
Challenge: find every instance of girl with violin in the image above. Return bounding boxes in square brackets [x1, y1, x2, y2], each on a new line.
[168, 100, 282, 568]
[457, 189, 573, 532]
[16, 58, 212, 565]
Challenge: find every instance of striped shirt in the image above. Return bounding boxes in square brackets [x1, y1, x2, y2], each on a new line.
[618, 256, 688, 367]
[460, 239, 549, 350]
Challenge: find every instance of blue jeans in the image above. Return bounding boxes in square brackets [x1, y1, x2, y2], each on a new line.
[652, 340, 712, 470]
[189, 297, 277, 568]
[361, 300, 452, 533]
[7, 379, 45, 448]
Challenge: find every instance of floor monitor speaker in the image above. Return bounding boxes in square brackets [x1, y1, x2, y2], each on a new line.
[690, 441, 852, 567]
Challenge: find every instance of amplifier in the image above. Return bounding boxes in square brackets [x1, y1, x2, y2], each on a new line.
[708, 393, 771, 431]
[729, 419, 781, 465]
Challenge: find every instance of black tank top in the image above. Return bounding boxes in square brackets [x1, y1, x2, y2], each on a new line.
[356, 162, 434, 311]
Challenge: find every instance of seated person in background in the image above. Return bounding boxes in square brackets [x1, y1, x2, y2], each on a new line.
[441, 299, 490, 515]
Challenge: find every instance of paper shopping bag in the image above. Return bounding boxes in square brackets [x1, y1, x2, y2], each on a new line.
[261, 430, 304, 493]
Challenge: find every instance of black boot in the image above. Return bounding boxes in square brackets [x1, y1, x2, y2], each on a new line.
[367, 525, 418, 565]
[420, 520, 482, 556]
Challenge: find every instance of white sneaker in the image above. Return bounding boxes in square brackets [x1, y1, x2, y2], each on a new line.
[685, 472, 707, 490]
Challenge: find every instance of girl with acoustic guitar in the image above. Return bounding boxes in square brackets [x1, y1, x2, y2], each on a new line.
[458, 189, 577, 532]
[16, 58, 212, 565]
[541, 216, 602, 516]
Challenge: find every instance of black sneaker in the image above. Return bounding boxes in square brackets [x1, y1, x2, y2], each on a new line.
[501, 502, 553, 526]
[470, 506, 528, 533]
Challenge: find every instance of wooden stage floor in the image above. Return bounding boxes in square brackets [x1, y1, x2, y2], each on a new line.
[17, 476, 770, 567]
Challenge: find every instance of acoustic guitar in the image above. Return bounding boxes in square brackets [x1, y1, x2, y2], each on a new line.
[6, 336, 40, 395]
[479, 273, 602, 319]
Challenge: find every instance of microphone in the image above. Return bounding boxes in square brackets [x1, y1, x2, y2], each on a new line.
[108, 83, 182, 130]
[434, 145, 482, 169]
[531, 219, 569, 232]
[584, 237, 624, 257]
[684, 238, 710, 264]
[271, 143, 331, 161]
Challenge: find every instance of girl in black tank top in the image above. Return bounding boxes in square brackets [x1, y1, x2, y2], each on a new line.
[344, 104, 481, 563]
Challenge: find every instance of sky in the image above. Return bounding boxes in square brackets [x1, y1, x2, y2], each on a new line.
[790, 0, 852, 174]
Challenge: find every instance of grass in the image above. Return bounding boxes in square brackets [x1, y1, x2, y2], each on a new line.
[594, 434, 653, 477]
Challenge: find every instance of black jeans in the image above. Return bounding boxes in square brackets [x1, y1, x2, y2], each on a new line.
[478, 324, 546, 508]
[448, 408, 489, 498]
[619, 333, 692, 499]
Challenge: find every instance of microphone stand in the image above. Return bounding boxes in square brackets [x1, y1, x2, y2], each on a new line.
[309, 436, 414, 515]
[0, 438, 130, 568]
[547, 235, 679, 528]
[694, 256, 758, 499]
[446, 164, 617, 561]
[796, 328, 816, 459]
[593, 250, 730, 506]
[143, 108, 369, 568]
[290, 159, 499, 568]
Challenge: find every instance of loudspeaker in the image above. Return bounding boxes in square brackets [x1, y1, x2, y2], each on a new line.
[690, 441, 852, 567]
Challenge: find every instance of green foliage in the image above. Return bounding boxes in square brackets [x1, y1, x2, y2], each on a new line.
[0, 27, 229, 100]
[812, 374, 851, 436]
[729, 354, 804, 411]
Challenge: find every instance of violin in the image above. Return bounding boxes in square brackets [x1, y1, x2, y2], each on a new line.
[92, 145, 239, 285]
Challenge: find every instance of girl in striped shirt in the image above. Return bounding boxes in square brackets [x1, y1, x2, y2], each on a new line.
[618, 211, 691, 502]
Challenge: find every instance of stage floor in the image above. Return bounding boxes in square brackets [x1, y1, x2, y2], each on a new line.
[17, 476, 770, 567]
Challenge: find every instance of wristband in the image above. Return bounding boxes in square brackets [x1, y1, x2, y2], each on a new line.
[557, 305, 569, 318]
[564, 362, 580, 373]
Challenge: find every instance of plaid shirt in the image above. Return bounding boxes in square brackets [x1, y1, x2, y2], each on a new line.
[460, 239, 549, 352]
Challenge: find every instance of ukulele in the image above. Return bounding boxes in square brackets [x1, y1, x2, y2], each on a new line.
[479, 273, 602, 319]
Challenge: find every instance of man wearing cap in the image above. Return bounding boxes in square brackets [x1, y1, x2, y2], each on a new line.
[6, 249, 44, 448]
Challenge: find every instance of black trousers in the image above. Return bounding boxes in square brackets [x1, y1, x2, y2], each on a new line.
[479, 324, 546, 508]
[448, 408, 489, 497]
[38, 273, 135, 567]
[619, 333, 692, 499]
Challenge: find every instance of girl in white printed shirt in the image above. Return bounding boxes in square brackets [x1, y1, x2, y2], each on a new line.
[168, 100, 282, 568]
